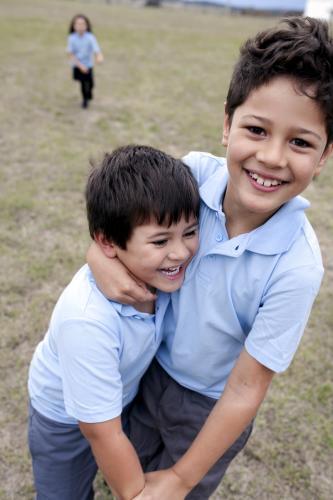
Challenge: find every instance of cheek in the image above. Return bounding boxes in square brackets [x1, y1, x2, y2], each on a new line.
[138, 249, 162, 266]
[192, 237, 200, 254]
[227, 137, 248, 162]
[293, 162, 317, 184]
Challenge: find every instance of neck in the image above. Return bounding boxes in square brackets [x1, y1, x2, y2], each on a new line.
[223, 189, 273, 238]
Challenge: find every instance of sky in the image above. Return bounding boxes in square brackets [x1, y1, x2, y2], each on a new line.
[185, 0, 306, 10]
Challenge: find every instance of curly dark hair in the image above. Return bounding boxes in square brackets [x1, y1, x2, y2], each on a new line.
[68, 14, 92, 34]
[225, 17, 333, 144]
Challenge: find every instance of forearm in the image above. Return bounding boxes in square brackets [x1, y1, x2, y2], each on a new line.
[172, 385, 256, 488]
[81, 424, 144, 499]
[95, 51, 104, 63]
[172, 350, 274, 489]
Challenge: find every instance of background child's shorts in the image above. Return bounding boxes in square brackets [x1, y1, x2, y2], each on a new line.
[127, 359, 253, 500]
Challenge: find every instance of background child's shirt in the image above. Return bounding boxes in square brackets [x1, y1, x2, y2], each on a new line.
[28, 264, 169, 424]
[156, 152, 324, 399]
[67, 32, 101, 68]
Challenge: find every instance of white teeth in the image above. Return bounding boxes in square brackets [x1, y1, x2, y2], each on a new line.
[257, 177, 265, 185]
[160, 266, 181, 276]
[249, 171, 282, 187]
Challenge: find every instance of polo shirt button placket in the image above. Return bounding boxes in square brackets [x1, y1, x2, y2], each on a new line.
[216, 234, 223, 242]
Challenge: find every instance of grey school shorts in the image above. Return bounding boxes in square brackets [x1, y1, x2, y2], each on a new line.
[127, 359, 253, 500]
[28, 403, 98, 499]
[28, 403, 133, 499]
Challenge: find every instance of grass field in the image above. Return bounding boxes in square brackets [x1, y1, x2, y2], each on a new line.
[0, 0, 332, 498]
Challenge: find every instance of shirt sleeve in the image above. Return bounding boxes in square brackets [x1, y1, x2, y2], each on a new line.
[245, 264, 324, 373]
[66, 34, 74, 53]
[90, 34, 101, 53]
[56, 318, 123, 423]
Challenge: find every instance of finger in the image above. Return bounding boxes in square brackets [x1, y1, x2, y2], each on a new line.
[126, 277, 157, 302]
[125, 287, 156, 303]
[121, 294, 141, 306]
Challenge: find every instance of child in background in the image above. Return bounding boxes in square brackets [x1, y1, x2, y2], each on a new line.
[27, 145, 199, 499]
[67, 14, 104, 109]
[88, 17, 333, 499]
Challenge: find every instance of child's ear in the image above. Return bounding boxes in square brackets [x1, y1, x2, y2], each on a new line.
[222, 105, 231, 147]
[94, 232, 117, 258]
[314, 143, 333, 177]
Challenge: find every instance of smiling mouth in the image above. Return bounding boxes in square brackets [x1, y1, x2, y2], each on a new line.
[248, 171, 286, 187]
[159, 265, 183, 276]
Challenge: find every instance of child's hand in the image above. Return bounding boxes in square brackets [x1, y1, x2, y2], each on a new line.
[79, 63, 89, 74]
[132, 469, 191, 500]
[96, 53, 104, 64]
[87, 242, 156, 305]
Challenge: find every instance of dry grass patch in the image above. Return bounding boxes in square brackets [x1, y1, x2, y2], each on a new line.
[1, 1, 332, 498]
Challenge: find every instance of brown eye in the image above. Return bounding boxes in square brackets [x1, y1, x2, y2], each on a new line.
[184, 229, 197, 238]
[248, 126, 265, 136]
[292, 138, 310, 148]
[152, 239, 167, 247]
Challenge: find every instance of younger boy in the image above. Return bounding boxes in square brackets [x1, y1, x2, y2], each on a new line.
[27, 145, 199, 499]
[88, 17, 333, 499]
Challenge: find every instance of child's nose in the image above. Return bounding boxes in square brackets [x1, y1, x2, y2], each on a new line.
[256, 139, 287, 168]
[169, 242, 191, 262]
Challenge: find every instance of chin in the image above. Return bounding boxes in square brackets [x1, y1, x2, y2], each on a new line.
[160, 280, 184, 293]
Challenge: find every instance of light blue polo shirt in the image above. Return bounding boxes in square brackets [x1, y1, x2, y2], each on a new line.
[28, 265, 169, 424]
[157, 152, 324, 399]
[67, 32, 100, 68]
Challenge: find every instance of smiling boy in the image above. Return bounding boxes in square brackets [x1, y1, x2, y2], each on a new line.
[87, 17, 333, 499]
[27, 145, 199, 500]
[221, 76, 328, 234]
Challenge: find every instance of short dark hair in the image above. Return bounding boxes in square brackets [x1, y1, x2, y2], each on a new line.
[69, 14, 92, 34]
[226, 17, 333, 144]
[85, 145, 200, 249]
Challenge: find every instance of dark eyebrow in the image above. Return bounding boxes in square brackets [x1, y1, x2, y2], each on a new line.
[186, 222, 199, 231]
[296, 127, 322, 141]
[147, 222, 198, 240]
[242, 115, 322, 141]
[147, 231, 170, 239]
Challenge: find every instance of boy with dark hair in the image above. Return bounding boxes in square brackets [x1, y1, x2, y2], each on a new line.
[88, 17, 333, 499]
[27, 145, 199, 499]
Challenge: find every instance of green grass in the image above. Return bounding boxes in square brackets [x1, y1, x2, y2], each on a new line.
[1, 1, 332, 498]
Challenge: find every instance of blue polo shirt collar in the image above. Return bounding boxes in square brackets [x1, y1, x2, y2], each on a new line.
[199, 165, 228, 212]
[199, 165, 310, 256]
[246, 196, 309, 254]
[110, 301, 154, 319]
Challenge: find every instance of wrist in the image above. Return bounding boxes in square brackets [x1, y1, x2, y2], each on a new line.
[170, 465, 195, 493]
